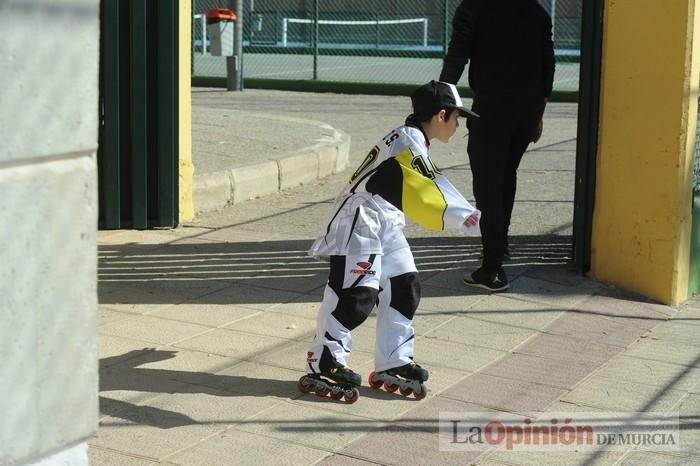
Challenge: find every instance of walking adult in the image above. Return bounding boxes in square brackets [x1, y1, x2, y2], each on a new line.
[440, 0, 555, 291]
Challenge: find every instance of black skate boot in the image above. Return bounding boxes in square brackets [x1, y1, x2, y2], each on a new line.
[298, 366, 361, 404]
[368, 361, 429, 400]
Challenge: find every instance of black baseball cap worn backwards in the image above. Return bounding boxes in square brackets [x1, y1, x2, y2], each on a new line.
[411, 80, 479, 119]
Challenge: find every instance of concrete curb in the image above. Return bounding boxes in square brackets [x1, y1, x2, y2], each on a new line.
[192, 117, 350, 215]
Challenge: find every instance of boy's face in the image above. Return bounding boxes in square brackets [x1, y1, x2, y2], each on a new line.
[434, 109, 460, 143]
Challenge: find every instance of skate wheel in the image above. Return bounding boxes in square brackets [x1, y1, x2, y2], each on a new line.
[297, 376, 314, 394]
[368, 371, 383, 389]
[413, 384, 427, 400]
[399, 386, 413, 397]
[344, 387, 360, 404]
[330, 390, 344, 401]
[315, 386, 330, 397]
[383, 381, 399, 393]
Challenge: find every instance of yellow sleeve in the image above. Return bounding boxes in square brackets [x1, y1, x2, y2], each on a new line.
[394, 150, 447, 231]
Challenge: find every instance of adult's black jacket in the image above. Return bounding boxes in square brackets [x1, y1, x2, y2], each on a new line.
[439, 0, 555, 100]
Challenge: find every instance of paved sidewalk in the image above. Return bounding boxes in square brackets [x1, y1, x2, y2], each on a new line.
[192, 90, 350, 214]
[93, 90, 700, 465]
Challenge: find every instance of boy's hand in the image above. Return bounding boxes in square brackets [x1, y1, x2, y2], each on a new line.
[463, 211, 480, 228]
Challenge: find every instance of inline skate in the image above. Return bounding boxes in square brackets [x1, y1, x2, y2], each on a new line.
[298, 366, 361, 404]
[368, 361, 429, 400]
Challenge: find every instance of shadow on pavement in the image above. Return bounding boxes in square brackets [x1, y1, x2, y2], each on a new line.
[99, 348, 428, 429]
[98, 235, 573, 306]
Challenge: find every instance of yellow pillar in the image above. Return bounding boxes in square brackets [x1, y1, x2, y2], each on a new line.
[591, 0, 700, 304]
[179, 0, 195, 222]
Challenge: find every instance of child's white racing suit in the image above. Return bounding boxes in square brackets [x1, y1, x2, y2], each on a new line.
[306, 117, 479, 374]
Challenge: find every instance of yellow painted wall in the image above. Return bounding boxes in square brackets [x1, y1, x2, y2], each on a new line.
[592, 0, 700, 304]
[179, 0, 194, 222]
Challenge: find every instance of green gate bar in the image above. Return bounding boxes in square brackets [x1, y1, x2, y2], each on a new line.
[99, 0, 180, 229]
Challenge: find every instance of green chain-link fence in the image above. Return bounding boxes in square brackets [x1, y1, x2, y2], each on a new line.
[193, 0, 582, 94]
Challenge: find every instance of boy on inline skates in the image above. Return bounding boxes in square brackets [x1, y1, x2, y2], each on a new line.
[299, 80, 481, 403]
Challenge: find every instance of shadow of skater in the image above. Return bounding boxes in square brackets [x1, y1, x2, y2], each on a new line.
[99, 348, 300, 428]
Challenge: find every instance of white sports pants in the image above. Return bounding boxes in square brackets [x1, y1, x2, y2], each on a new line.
[306, 246, 419, 374]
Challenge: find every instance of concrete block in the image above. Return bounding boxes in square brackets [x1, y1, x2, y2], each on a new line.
[0, 0, 99, 163]
[333, 129, 351, 173]
[230, 161, 279, 203]
[278, 153, 319, 190]
[193, 171, 232, 214]
[0, 155, 97, 463]
[29, 443, 89, 466]
[317, 144, 337, 178]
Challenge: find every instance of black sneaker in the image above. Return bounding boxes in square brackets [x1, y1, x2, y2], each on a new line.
[463, 267, 509, 292]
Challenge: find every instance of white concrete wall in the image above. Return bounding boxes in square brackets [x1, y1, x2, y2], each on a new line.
[0, 1, 99, 464]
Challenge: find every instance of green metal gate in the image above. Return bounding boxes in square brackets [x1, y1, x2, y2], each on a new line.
[690, 94, 700, 296]
[98, 0, 180, 229]
[573, 0, 603, 272]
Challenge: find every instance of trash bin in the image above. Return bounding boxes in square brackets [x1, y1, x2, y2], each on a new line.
[207, 8, 236, 56]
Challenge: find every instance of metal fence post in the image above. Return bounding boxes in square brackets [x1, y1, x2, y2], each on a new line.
[227, 0, 244, 90]
[313, 0, 319, 80]
[442, 0, 449, 55]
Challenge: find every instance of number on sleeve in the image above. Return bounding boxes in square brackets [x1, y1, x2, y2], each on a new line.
[383, 131, 399, 146]
[350, 145, 380, 182]
[411, 156, 436, 180]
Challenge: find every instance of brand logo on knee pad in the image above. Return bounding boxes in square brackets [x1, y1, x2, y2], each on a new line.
[351, 262, 376, 275]
[306, 351, 317, 362]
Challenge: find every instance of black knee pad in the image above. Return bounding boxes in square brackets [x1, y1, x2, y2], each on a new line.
[331, 286, 378, 330]
[390, 272, 420, 320]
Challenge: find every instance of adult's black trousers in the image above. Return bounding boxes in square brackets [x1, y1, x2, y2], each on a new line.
[467, 96, 546, 273]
